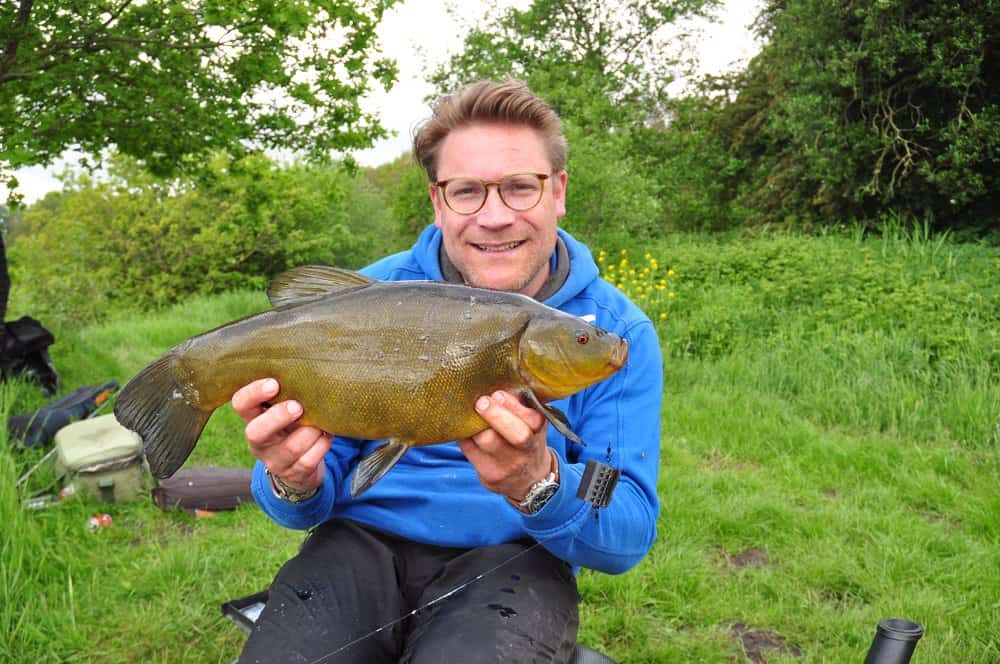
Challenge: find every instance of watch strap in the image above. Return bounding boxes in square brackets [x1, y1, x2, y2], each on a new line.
[266, 469, 319, 503]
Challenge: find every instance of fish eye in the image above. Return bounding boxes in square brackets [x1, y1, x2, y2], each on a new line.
[576, 332, 590, 345]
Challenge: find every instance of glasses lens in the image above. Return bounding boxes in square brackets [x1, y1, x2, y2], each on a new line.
[500, 174, 544, 211]
[444, 179, 487, 214]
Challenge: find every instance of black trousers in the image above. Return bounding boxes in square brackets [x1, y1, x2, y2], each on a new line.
[239, 519, 580, 664]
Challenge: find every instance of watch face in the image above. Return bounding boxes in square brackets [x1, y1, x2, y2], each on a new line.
[527, 482, 558, 513]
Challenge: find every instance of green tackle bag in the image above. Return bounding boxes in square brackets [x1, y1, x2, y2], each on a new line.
[54, 414, 153, 503]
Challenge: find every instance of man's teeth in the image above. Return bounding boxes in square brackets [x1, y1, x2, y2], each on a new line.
[475, 241, 521, 252]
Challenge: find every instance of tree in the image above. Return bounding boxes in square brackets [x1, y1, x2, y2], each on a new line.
[1, 0, 399, 202]
[432, 0, 719, 131]
[429, 0, 720, 240]
[714, 0, 999, 231]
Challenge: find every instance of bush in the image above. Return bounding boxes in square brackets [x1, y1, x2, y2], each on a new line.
[6, 154, 392, 326]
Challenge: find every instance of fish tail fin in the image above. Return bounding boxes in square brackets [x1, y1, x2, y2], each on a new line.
[114, 354, 212, 479]
[351, 439, 410, 497]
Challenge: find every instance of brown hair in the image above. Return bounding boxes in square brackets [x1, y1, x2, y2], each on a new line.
[412, 79, 568, 182]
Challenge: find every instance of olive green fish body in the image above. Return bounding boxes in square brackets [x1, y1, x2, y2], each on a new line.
[114, 267, 628, 495]
[177, 283, 529, 443]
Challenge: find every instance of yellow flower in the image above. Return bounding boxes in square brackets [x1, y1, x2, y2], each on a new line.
[659, 312, 667, 320]
[667, 269, 676, 277]
[668, 292, 675, 298]
[620, 249, 627, 255]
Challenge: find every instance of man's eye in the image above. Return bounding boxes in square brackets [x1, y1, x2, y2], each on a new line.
[450, 184, 481, 197]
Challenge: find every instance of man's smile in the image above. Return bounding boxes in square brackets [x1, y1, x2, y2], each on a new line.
[472, 240, 525, 253]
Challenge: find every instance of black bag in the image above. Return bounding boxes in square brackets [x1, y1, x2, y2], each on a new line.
[0, 234, 59, 396]
[8, 382, 119, 448]
[152, 466, 256, 513]
[0, 316, 60, 396]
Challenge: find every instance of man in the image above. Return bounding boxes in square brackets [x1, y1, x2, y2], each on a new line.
[236, 79, 663, 663]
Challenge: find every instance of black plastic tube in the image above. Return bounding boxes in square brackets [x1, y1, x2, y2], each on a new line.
[863, 619, 924, 664]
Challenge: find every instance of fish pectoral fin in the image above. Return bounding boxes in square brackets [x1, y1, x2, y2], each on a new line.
[268, 266, 376, 308]
[351, 438, 411, 497]
[521, 389, 586, 447]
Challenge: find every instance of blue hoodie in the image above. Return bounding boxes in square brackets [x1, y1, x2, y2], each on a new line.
[251, 225, 663, 574]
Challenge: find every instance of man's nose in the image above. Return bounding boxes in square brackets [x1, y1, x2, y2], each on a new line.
[476, 185, 516, 227]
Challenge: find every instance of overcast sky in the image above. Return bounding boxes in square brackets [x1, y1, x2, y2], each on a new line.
[12, 0, 763, 203]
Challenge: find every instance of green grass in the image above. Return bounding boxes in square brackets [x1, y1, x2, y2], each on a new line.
[3, 231, 998, 662]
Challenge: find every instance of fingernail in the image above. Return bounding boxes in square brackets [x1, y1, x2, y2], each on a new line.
[287, 401, 301, 417]
[492, 391, 505, 404]
[476, 396, 490, 412]
[264, 379, 278, 394]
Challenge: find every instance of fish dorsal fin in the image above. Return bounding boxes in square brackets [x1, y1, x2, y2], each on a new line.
[268, 265, 376, 307]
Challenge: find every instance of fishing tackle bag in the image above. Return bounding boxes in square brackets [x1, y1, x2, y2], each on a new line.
[54, 413, 153, 503]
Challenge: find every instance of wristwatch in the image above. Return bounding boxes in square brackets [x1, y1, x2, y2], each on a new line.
[266, 469, 319, 503]
[518, 472, 559, 514]
[515, 449, 560, 514]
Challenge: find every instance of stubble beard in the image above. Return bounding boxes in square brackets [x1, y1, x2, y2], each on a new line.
[462, 256, 549, 296]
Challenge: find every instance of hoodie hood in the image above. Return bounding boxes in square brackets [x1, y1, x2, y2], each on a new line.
[409, 224, 601, 308]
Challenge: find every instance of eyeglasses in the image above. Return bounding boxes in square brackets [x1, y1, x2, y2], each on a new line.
[435, 173, 550, 215]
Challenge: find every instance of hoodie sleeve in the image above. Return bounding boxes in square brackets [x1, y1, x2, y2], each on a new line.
[519, 317, 663, 574]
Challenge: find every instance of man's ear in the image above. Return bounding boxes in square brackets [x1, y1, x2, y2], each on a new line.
[553, 170, 568, 219]
[429, 183, 444, 228]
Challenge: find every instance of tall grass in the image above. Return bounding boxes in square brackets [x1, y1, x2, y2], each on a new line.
[3, 230, 998, 662]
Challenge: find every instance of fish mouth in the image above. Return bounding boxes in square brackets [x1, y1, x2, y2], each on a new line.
[472, 240, 525, 253]
[609, 339, 629, 370]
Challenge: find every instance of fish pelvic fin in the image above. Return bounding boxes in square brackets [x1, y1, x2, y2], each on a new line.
[268, 266, 375, 308]
[351, 438, 411, 498]
[114, 354, 212, 479]
[521, 388, 586, 447]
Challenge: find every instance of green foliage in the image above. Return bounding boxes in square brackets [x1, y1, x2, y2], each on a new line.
[560, 123, 664, 240]
[432, 0, 718, 124]
[595, 229, 999, 447]
[639, 95, 749, 232]
[0, 202, 19, 240]
[1, 0, 400, 200]
[367, 153, 435, 240]
[6, 154, 400, 325]
[430, 0, 720, 239]
[714, 0, 999, 231]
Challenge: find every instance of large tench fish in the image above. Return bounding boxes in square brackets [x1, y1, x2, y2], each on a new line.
[114, 266, 628, 496]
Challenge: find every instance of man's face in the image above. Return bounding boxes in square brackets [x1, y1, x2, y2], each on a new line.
[430, 123, 567, 297]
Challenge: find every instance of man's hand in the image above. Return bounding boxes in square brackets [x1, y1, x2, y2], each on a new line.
[457, 390, 556, 505]
[232, 378, 331, 492]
